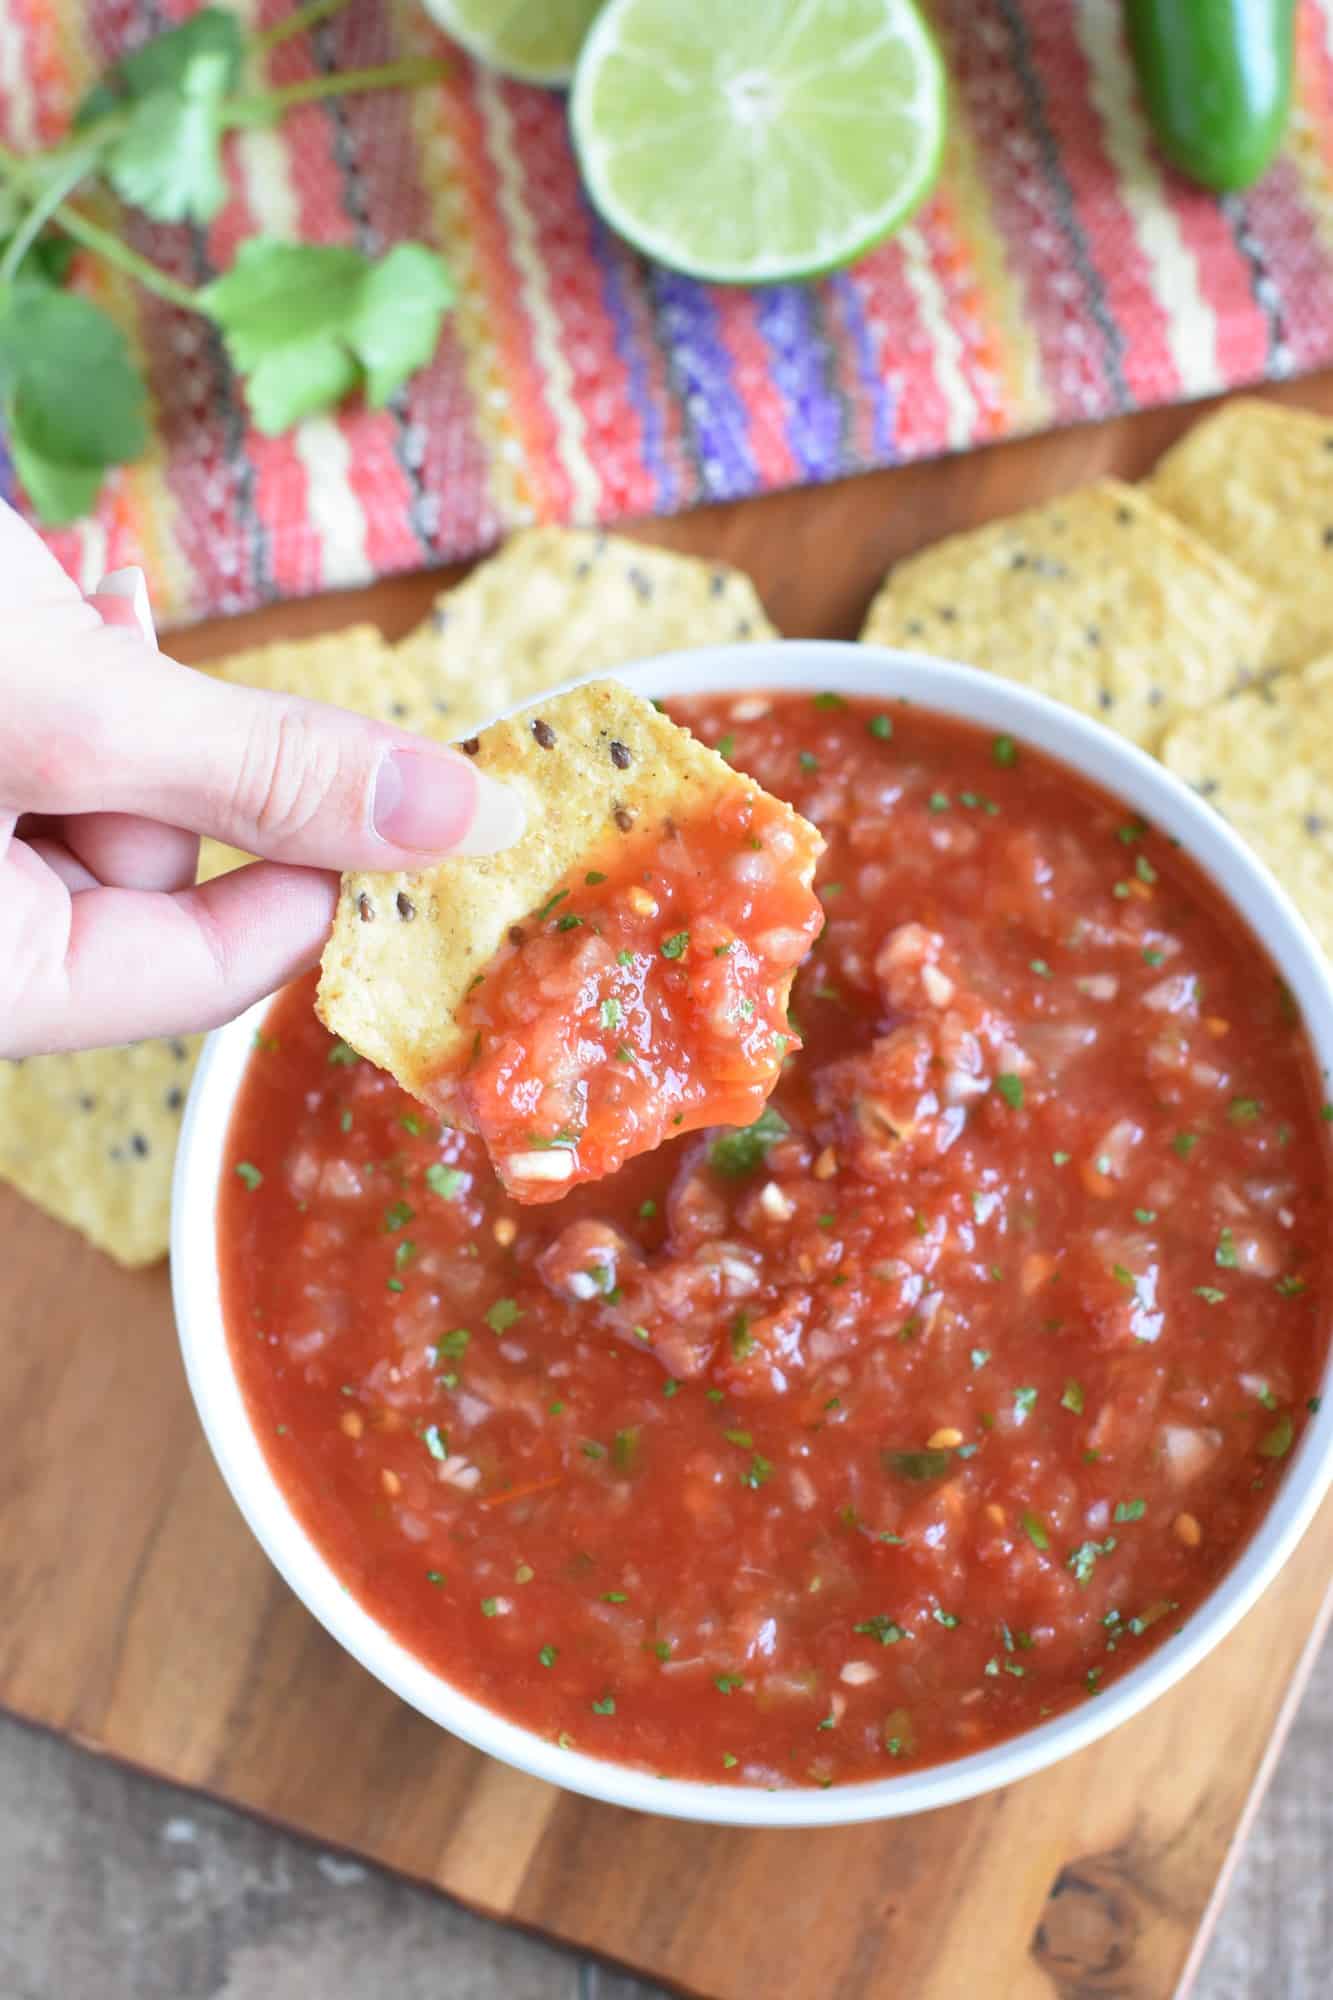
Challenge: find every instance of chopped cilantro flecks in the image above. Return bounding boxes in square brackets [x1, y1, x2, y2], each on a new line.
[327, 1040, 360, 1066]
[1060, 1380, 1085, 1415]
[1134, 1207, 1156, 1224]
[234, 1161, 263, 1190]
[1114, 1498, 1146, 1523]
[534, 888, 569, 922]
[730, 1313, 755, 1359]
[709, 1105, 789, 1177]
[995, 1073, 1024, 1110]
[599, 996, 622, 1031]
[799, 750, 819, 772]
[928, 791, 950, 813]
[992, 734, 1018, 768]
[742, 1453, 773, 1490]
[1143, 947, 1165, 966]
[716, 733, 735, 760]
[1276, 1274, 1307, 1297]
[339, 1110, 353, 1133]
[867, 713, 893, 740]
[539, 1644, 557, 1667]
[1194, 1285, 1226, 1304]
[425, 1163, 466, 1201]
[556, 913, 584, 932]
[1067, 1536, 1116, 1585]
[1228, 1096, 1262, 1125]
[585, 870, 607, 886]
[660, 931, 690, 959]
[854, 1615, 908, 1645]
[384, 1199, 414, 1232]
[1259, 1411, 1295, 1459]
[1172, 1131, 1199, 1158]
[1013, 1386, 1038, 1418]
[591, 1694, 616, 1714]
[1215, 1228, 1239, 1269]
[970, 1348, 991, 1371]
[435, 1328, 470, 1362]
[1030, 959, 1052, 979]
[480, 1596, 498, 1617]
[932, 1607, 960, 1629]
[422, 1423, 448, 1461]
[1021, 1510, 1049, 1551]
[485, 1297, 523, 1334]
[885, 1448, 953, 1483]
[812, 691, 846, 711]
[714, 1672, 744, 1693]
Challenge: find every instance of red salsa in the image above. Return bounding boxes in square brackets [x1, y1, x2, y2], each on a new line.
[432, 791, 823, 1202]
[222, 693, 1330, 1788]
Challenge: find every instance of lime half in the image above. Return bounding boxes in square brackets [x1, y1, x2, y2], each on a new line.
[422, 0, 604, 85]
[571, 0, 945, 283]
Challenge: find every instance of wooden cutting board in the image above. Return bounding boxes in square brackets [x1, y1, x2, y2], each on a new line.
[4, 378, 1332, 2000]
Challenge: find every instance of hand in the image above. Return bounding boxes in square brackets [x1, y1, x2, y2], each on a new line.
[0, 502, 523, 1056]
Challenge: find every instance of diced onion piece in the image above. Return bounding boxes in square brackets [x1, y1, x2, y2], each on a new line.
[505, 1149, 576, 1183]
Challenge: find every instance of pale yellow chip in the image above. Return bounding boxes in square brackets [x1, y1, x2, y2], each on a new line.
[1147, 399, 1333, 670]
[1161, 655, 1333, 960]
[317, 677, 811, 1102]
[394, 526, 777, 737]
[196, 626, 451, 883]
[860, 480, 1278, 749]
[0, 1036, 200, 1266]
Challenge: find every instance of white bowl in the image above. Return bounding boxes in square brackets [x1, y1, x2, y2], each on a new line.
[172, 640, 1333, 1829]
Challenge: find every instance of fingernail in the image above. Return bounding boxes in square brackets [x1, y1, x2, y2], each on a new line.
[373, 747, 526, 856]
[90, 566, 157, 648]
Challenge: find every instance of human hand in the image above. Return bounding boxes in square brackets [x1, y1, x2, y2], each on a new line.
[0, 502, 523, 1057]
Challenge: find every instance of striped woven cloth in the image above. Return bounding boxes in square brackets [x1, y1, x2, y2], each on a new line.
[8, 0, 1333, 625]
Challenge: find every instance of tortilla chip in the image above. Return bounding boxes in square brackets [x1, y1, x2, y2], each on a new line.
[0, 1036, 200, 1266]
[860, 480, 1278, 749]
[394, 527, 777, 735]
[196, 626, 451, 883]
[1147, 399, 1333, 670]
[317, 677, 809, 1105]
[1161, 655, 1333, 959]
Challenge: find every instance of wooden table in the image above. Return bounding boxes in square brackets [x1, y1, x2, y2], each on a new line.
[2, 374, 1330, 2000]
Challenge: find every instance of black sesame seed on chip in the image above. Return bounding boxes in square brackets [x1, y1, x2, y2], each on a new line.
[78, 1093, 96, 1112]
[357, 892, 375, 923]
[609, 740, 631, 769]
[165, 1087, 184, 1112]
[396, 892, 416, 921]
[532, 718, 556, 749]
[627, 568, 652, 602]
[130, 1134, 149, 1158]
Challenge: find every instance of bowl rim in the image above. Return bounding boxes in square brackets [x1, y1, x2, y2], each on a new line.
[172, 638, 1333, 1829]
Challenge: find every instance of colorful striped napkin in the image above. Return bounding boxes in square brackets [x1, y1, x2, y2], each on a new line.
[7, 0, 1333, 625]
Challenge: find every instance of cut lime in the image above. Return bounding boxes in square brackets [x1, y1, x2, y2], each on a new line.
[571, 0, 946, 283]
[422, 0, 604, 85]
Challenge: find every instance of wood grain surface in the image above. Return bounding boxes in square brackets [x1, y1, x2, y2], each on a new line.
[4, 376, 1332, 2000]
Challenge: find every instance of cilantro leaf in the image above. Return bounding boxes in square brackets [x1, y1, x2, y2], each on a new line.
[0, 286, 146, 470]
[104, 46, 233, 225]
[0, 286, 147, 524]
[202, 240, 454, 434]
[708, 1105, 789, 1177]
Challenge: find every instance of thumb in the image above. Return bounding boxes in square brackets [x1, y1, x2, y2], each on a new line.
[12, 620, 524, 870]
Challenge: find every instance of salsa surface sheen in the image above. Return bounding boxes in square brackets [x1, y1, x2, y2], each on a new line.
[221, 692, 1330, 1789]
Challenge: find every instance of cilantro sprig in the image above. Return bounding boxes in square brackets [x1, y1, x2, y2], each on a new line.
[0, 3, 453, 523]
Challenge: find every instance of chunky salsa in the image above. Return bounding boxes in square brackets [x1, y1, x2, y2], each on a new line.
[221, 692, 1330, 1788]
[433, 792, 823, 1201]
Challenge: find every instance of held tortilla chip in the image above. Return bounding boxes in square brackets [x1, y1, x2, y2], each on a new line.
[0, 1036, 200, 1265]
[317, 679, 823, 1200]
[860, 480, 1278, 749]
[394, 527, 777, 735]
[1147, 399, 1333, 670]
[196, 626, 452, 883]
[1161, 655, 1333, 961]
